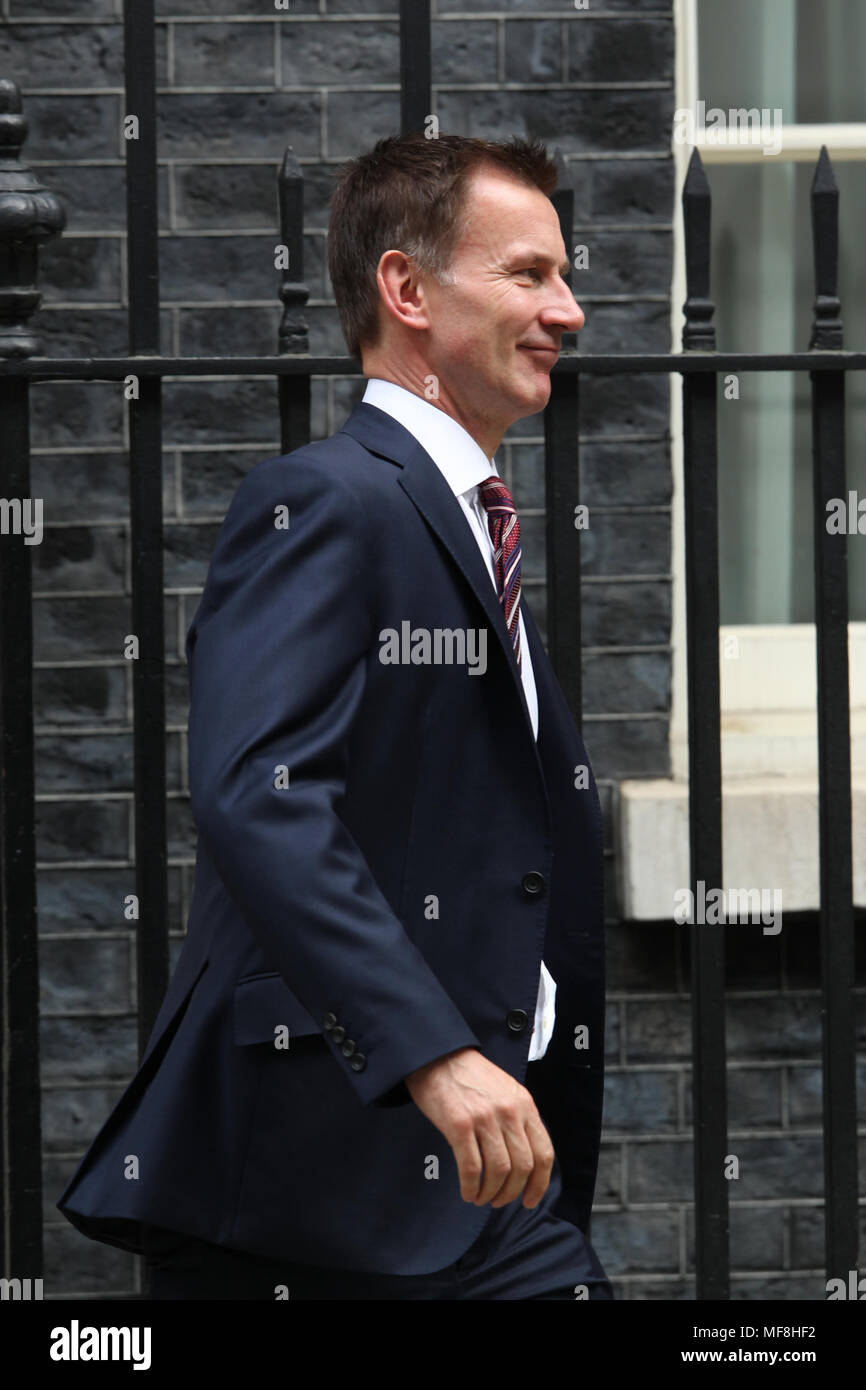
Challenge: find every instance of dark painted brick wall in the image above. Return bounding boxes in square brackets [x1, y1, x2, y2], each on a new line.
[4, 0, 860, 1301]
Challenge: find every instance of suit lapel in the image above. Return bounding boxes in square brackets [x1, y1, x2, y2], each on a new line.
[340, 401, 537, 744]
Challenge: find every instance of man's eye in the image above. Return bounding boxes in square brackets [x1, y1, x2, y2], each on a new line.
[518, 268, 542, 280]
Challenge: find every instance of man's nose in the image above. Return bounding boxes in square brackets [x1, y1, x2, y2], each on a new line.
[543, 283, 585, 333]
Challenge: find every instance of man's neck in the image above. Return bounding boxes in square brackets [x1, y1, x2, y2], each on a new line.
[362, 366, 502, 461]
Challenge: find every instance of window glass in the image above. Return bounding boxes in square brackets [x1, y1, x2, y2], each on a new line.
[696, 0, 866, 623]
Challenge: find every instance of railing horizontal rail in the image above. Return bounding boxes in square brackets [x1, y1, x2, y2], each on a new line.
[1, 352, 865, 380]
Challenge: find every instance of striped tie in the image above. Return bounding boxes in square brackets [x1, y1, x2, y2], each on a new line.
[478, 475, 522, 669]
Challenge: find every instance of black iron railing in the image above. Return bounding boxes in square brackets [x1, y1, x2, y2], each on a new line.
[0, 0, 861, 1301]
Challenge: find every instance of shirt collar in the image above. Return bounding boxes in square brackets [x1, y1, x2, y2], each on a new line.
[362, 378, 500, 500]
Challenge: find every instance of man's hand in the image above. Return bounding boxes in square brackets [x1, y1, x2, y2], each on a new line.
[404, 1046, 555, 1209]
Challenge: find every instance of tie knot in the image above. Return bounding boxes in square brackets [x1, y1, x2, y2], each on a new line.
[478, 474, 516, 515]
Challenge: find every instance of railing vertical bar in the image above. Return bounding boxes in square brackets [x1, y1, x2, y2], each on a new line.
[123, 0, 169, 1055]
[545, 164, 582, 720]
[681, 148, 729, 1300]
[0, 375, 41, 1282]
[278, 149, 310, 454]
[399, 0, 432, 137]
[808, 146, 858, 1282]
[0, 79, 64, 1282]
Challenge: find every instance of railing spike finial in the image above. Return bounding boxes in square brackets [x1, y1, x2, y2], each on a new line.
[0, 79, 66, 359]
[399, 0, 432, 136]
[277, 145, 309, 355]
[550, 147, 579, 352]
[681, 147, 715, 352]
[551, 145, 568, 190]
[809, 145, 843, 351]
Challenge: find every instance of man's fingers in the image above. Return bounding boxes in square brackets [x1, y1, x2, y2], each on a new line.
[452, 1111, 554, 1208]
[488, 1123, 537, 1208]
[451, 1123, 486, 1204]
[408, 1053, 556, 1209]
[471, 1124, 514, 1205]
[520, 1116, 555, 1207]
[471, 1106, 547, 1207]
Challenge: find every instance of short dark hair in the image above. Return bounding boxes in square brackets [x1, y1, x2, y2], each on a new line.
[326, 132, 560, 362]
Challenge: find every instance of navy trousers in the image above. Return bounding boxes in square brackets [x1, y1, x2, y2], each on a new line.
[144, 1156, 612, 1301]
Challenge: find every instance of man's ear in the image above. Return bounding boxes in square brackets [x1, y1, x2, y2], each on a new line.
[375, 249, 431, 336]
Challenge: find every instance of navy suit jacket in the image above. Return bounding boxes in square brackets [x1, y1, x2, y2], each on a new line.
[57, 400, 606, 1277]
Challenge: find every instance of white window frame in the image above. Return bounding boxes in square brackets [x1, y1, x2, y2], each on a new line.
[669, 0, 866, 781]
[617, 0, 866, 918]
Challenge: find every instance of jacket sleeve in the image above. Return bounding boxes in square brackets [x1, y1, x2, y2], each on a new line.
[186, 450, 481, 1106]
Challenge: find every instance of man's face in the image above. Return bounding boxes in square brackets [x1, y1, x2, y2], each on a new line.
[419, 167, 585, 441]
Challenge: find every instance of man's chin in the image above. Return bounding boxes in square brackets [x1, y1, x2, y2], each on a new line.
[514, 370, 552, 416]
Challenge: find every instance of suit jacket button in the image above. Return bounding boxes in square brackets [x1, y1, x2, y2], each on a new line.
[341, 1038, 356, 1057]
[350, 1053, 367, 1072]
[521, 871, 545, 897]
[506, 1009, 529, 1033]
[323, 1013, 337, 1031]
[331, 1025, 346, 1044]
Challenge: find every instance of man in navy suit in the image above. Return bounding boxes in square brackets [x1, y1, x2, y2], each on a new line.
[57, 132, 611, 1300]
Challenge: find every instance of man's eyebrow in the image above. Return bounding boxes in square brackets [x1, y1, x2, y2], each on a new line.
[508, 250, 572, 277]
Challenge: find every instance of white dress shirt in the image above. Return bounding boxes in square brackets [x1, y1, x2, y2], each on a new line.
[362, 377, 556, 1061]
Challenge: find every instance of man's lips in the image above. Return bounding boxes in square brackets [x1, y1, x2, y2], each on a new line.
[519, 344, 559, 361]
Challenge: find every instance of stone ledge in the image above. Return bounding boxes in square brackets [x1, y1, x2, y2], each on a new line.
[617, 775, 866, 919]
